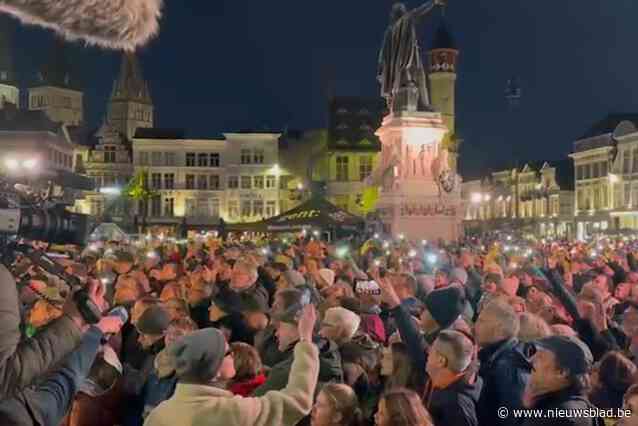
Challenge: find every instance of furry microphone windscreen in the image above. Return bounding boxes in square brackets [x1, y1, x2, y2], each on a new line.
[0, 0, 163, 50]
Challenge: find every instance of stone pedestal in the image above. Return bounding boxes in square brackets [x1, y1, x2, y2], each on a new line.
[373, 111, 463, 242]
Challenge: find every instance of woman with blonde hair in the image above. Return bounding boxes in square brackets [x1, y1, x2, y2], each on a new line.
[374, 388, 434, 426]
[311, 383, 362, 426]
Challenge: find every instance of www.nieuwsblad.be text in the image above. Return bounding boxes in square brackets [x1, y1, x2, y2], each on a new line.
[497, 407, 631, 420]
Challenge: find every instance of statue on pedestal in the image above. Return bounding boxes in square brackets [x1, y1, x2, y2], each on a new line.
[377, 0, 446, 112]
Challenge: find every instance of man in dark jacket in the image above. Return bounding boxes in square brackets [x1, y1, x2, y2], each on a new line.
[425, 329, 482, 426]
[475, 298, 532, 426]
[522, 335, 604, 426]
[252, 298, 342, 396]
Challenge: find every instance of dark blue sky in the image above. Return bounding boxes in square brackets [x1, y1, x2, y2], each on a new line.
[9, 0, 638, 176]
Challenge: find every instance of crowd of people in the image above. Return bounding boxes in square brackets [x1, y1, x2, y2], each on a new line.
[5, 229, 638, 425]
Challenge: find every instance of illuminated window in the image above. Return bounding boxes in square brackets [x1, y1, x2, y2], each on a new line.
[164, 198, 174, 217]
[336, 156, 349, 181]
[151, 173, 161, 190]
[186, 174, 195, 190]
[209, 175, 220, 190]
[186, 153, 196, 167]
[253, 200, 264, 217]
[228, 176, 239, 189]
[359, 156, 373, 181]
[228, 200, 239, 219]
[241, 176, 252, 189]
[104, 146, 116, 163]
[197, 175, 208, 190]
[241, 201, 252, 217]
[241, 149, 251, 165]
[266, 201, 276, 217]
[164, 174, 174, 190]
[253, 149, 264, 164]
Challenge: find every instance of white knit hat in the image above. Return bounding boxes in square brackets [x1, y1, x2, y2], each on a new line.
[318, 268, 335, 287]
[323, 307, 361, 340]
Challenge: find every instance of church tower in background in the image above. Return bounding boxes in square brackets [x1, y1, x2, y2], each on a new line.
[28, 38, 83, 126]
[0, 17, 20, 107]
[428, 22, 459, 173]
[108, 52, 154, 140]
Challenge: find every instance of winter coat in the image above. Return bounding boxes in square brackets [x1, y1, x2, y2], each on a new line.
[254, 325, 290, 368]
[121, 338, 165, 426]
[0, 326, 103, 426]
[0, 264, 83, 399]
[427, 375, 483, 426]
[144, 341, 319, 426]
[478, 338, 532, 426]
[522, 387, 604, 426]
[252, 337, 342, 396]
[140, 349, 177, 420]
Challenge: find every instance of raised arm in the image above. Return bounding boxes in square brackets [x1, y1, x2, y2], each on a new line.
[410, 0, 442, 19]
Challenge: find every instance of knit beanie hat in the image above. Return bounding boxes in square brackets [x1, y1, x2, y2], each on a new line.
[136, 305, 170, 336]
[318, 268, 335, 287]
[323, 307, 361, 340]
[424, 285, 465, 330]
[450, 267, 468, 285]
[168, 328, 226, 382]
[283, 270, 306, 287]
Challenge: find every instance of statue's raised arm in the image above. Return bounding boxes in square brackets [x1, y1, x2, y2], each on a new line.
[409, 0, 440, 19]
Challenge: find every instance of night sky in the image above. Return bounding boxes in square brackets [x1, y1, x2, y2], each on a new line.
[8, 0, 638, 177]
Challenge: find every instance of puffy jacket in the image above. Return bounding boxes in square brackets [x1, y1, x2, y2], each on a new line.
[252, 337, 342, 396]
[0, 264, 83, 398]
[478, 338, 532, 426]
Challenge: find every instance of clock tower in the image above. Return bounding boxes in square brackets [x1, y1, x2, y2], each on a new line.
[428, 22, 459, 172]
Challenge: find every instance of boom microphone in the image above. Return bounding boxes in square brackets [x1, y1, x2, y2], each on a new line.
[0, 0, 163, 50]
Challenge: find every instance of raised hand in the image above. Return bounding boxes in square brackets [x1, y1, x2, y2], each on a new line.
[297, 304, 317, 343]
[95, 316, 124, 334]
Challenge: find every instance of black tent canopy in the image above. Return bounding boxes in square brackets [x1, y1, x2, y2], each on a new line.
[237, 196, 363, 233]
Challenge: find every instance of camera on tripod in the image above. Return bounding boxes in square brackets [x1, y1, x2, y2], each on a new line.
[0, 168, 103, 324]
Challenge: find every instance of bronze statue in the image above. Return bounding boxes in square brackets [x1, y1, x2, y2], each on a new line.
[378, 0, 446, 112]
